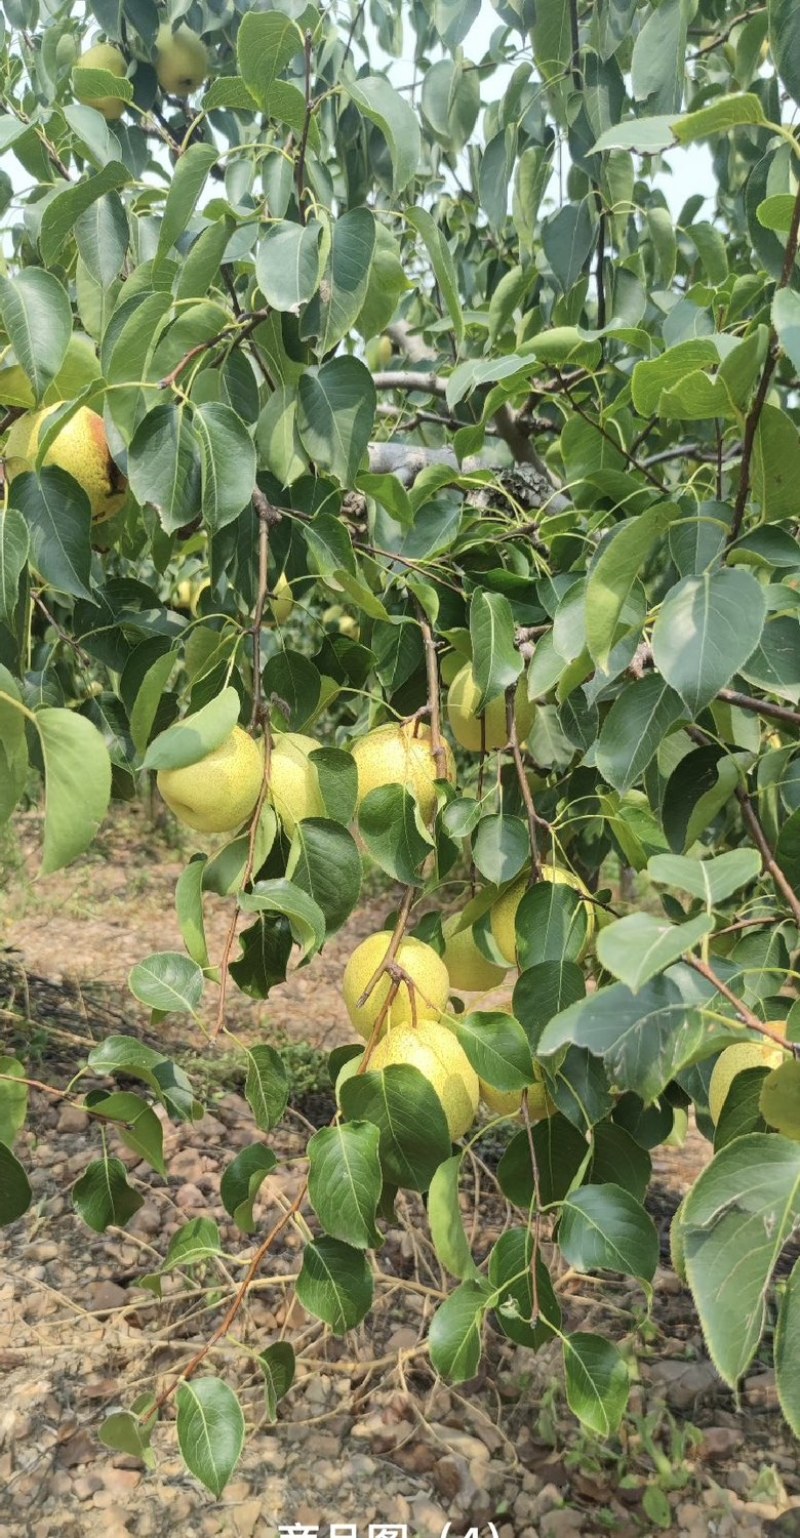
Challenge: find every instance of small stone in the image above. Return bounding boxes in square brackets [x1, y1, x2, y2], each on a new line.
[233, 1499, 263, 1538]
[444, 1430, 490, 1463]
[744, 1369, 779, 1408]
[645, 1357, 719, 1410]
[170, 1148, 205, 1181]
[386, 1327, 420, 1353]
[85, 1281, 130, 1312]
[175, 1183, 204, 1210]
[57, 1104, 89, 1134]
[698, 1427, 744, 1460]
[58, 1428, 97, 1467]
[532, 1485, 567, 1519]
[541, 1510, 585, 1538]
[434, 1455, 466, 1501]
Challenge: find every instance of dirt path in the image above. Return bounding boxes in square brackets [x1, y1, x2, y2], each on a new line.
[2, 811, 799, 1538]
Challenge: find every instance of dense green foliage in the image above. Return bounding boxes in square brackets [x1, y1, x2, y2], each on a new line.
[3, 0, 800, 1493]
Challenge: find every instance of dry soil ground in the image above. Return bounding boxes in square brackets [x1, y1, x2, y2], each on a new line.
[1, 805, 799, 1538]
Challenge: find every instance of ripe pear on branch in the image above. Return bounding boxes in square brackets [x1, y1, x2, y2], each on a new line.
[352, 720, 455, 821]
[155, 23, 208, 95]
[446, 663, 535, 752]
[342, 930, 451, 1038]
[73, 41, 128, 120]
[4, 405, 127, 523]
[157, 727, 263, 834]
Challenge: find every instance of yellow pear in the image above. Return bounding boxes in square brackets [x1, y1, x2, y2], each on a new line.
[446, 663, 535, 752]
[4, 405, 126, 523]
[157, 725, 263, 834]
[342, 930, 451, 1038]
[481, 1079, 555, 1120]
[352, 721, 455, 822]
[368, 1020, 479, 1140]
[74, 42, 127, 120]
[266, 732, 324, 836]
[270, 572, 294, 625]
[442, 914, 508, 992]
[490, 865, 596, 965]
[155, 23, 208, 95]
[708, 1027, 787, 1125]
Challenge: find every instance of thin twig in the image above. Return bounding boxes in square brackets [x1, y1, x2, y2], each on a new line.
[736, 787, 800, 928]
[727, 171, 800, 547]
[506, 685, 541, 881]
[686, 955, 796, 1051]
[717, 688, 800, 729]
[414, 602, 448, 780]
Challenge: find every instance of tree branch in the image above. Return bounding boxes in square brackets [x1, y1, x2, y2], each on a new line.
[736, 787, 800, 928]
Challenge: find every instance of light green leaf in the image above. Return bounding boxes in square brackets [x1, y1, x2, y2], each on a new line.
[128, 952, 204, 1015]
[243, 1044, 289, 1133]
[0, 269, 71, 401]
[775, 1258, 800, 1435]
[469, 589, 521, 709]
[647, 849, 762, 907]
[770, 0, 800, 108]
[256, 220, 322, 312]
[175, 856, 209, 968]
[429, 1279, 492, 1382]
[237, 12, 304, 113]
[358, 784, 435, 885]
[563, 1334, 630, 1436]
[176, 1378, 244, 1498]
[40, 161, 130, 265]
[683, 1134, 800, 1384]
[405, 207, 464, 345]
[143, 687, 241, 771]
[156, 145, 219, 268]
[651, 569, 767, 716]
[0, 508, 28, 626]
[239, 878, 326, 960]
[586, 507, 676, 668]
[35, 707, 111, 875]
[429, 1153, 480, 1281]
[448, 1011, 534, 1092]
[0, 1058, 27, 1148]
[596, 912, 714, 992]
[344, 75, 421, 193]
[672, 93, 767, 144]
[301, 209, 376, 353]
[308, 1122, 383, 1249]
[193, 403, 256, 533]
[560, 1183, 659, 1283]
[296, 357, 376, 487]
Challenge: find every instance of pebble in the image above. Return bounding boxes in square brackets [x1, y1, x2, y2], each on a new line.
[57, 1104, 90, 1134]
[85, 1281, 130, 1312]
[699, 1427, 745, 1460]
[645, 1357, 720, 1410]
[540, 1509, 585, 1538]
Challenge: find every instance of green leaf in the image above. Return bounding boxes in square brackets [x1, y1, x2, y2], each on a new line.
[175, 856, 208, 968]
[143, 687, 241, 771]
[244, 1044, 289, 1132]
[99, 1410, 156, 1471]
[513, 960, 586, 1049]
[770, 0, 800, 108]
[344, 76, 421, 193]
[309, 748, 359, 825]
[592, 116, 678, 154]
[358, 784, 435, 885]
[472, 814, 529, 884]
[73, 64, 133, 107]
[74, 190, 129, 288]
[429, 1279, 492, 1382]
[683, 1134, 800, 1385]
[156, 145, 219, 269]
[193, 403, 256, 533]
[469, 589, 522, 709]
[0, 1058, 27, 1148]
[631, 0, 687, 114]
[220, 1143, 277, 1233]
[237, 13, 304, 114]
[405, 207, 464, 345]
[428, 1153, 480, 1280]
[84, 1091, 167, 1176]
[162, 1218, 221, 1272]
[560, 1183, 658, 1283]
[652, 569, 767, 716]
[128, 952, 204, 1015]
[449, 1010, 534, 1092]
[586, 507, 675, 668]
[73, 1154, 143, 1232]
[340, 1065, 452, 1193]
[647, 849, 762, 907]
[488, 1227, 561, 1349]
[296, 357, 376, 487]
[672, 93, 767, 144]
[0, 1141, 31, 1225]
[176, 1378, 244, 1498]
[308, 1122, 383, 1249]
[775, 1258, 800, 1435]
[286, 818, 361, 933]
[532, 0, 572, 83]
[515, 882, 587, 968]
[10, 468, 93, 601]
[596, 913, 714, 992]
[538, 977, 724, 1102]
[752, 404, 800, 521]
[202, 814, 277, 897]
[563, 1333, 630, 1436]
[40, 161, 130, 265]
[542, 202, 596, 295]
[35, 707, 111, 875]
[0, 269, 71, 400]
[256, 220, 322, 312]
[259, 1342, 295, 1423]
[301, 209, 376, 353]
[497, 1116, 588, 1208]
[239, 878, 326, 960]
[0, 509, 28, 626]
[296, 1236, 374, 1334]
[127, 402, 202, 533]
[774, 286, 800, 381]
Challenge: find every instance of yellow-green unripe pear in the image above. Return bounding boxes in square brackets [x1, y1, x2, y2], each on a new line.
[269, 572, 294, 625]
[0, 335, 101, 409]
[481, 1078, 555, 1120]
[74, 42, 127, 120]
[368, 1020, 479, 1140]
[352, 721, 455, 822]
[4, 405, 126, 523]
[157, 726, 263, 834]
[442, 914, 508, 992]
[490, 865, 596, 965]
[155, 23, 208, 95]
[342, 930, 451, 1039]
[446, 664, 535, 752]
[708, 1027, 787, 1125]
[266, 732, 324, 836]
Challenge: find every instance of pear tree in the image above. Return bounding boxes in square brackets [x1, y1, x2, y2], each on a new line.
[3, 0, 800, 1496]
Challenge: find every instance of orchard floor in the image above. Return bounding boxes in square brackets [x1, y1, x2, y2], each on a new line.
[1, 806, 799, 1538]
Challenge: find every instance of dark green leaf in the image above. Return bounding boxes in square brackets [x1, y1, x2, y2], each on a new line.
[220, 1144, 277, 1233]
[176, 1378, 244, 1498]
[73, 1154, 143, 1232]
[308, 1122, 383, 1249]
[296, 1236, 374, 1334]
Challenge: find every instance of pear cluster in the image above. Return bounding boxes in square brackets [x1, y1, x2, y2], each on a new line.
[70, 23, 209, 127]
[153, 652, 589, 1149]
